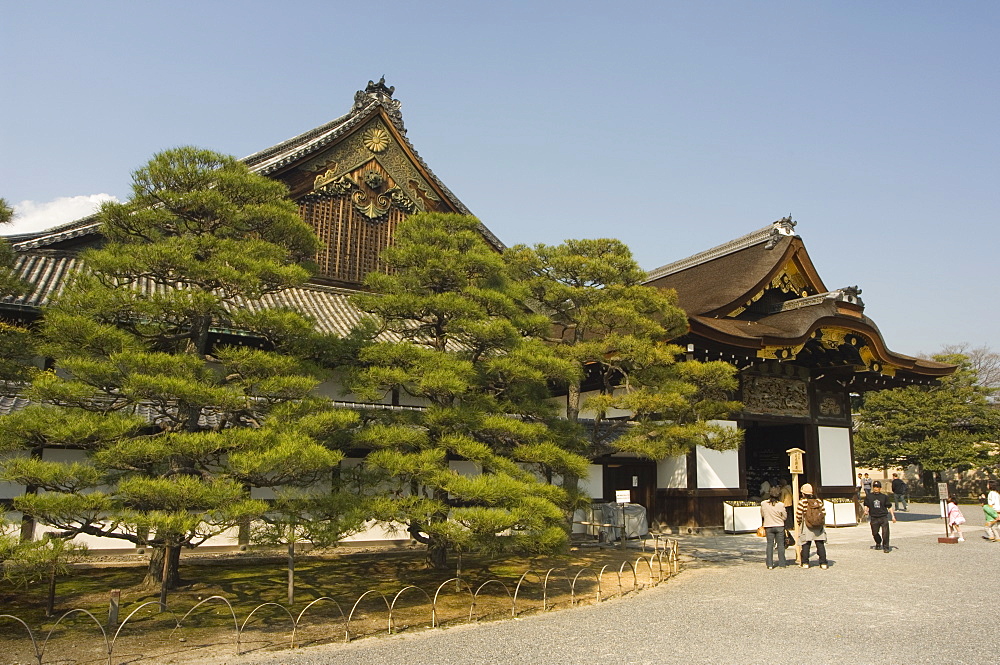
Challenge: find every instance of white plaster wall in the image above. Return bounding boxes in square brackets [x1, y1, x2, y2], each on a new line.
[41, 448, 87, 464]
[449, 460, 481, 477]
[657, 455, 687, 489]
[818, 426, 854, 487]
[0, 451, 27, 499]
[696, 419, 741, 489]
[579, 464, 603, 499]
[546, 395, 567, 419]
[201, 526, 241, 548]
[577, 388, 632, 420]
[341, 521, 410, 543]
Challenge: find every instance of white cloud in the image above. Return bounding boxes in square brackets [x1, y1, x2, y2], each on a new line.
[4, 194, 119, 236]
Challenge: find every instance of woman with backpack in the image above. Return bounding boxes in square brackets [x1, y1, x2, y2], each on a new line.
[796, 483, 828, 569]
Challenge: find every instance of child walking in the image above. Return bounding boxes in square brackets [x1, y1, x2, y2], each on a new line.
[981, 494, 999, 541]
[947, 497, 966, 541]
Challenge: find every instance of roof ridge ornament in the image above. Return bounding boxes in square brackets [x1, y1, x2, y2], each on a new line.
[353, 77, 404, 131]
[765, 215, 797, 249]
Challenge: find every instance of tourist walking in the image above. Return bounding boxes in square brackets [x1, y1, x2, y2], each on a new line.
[855, 473, 865, 521]
[863, 480, 896, 552]
[890, 473, 908, 511]
[980, 494, 999, 541]
[987, 482, 1000, 516]
[947, 497, 966, 541]
[796, 483, 828, 569]
[760, 487, 787, 569]
[862, 473, 873, 497]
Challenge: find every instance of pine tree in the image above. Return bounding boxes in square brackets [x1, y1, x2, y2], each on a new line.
[0, 197, 37, 385]
[348, 213, 587, 569]
[505, 239, 742, 460]
[0, 148, 352, 590]
[856, 352, 1000, 492]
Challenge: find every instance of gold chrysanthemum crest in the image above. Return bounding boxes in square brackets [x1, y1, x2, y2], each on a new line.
[363, 127, 390, 153]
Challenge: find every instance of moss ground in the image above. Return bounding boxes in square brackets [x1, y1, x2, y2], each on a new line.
[0, 543, 672, 664]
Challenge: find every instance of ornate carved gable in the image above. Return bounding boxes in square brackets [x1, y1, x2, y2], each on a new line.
[246, 80, 494, 288]
[301, 117, 444, 220]
[727, 233, 827, 319]
[287, 114, 459, 287]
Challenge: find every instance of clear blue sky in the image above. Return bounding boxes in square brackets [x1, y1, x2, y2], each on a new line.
[3, 1, 998, 357]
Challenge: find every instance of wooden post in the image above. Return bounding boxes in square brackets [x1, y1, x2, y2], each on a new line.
[287, 539, 295, 606]
[108, 589, 121, 629]
[159, 544, 172, 612]
[45, 566, 57, 617]
[787, 448, 805, 565]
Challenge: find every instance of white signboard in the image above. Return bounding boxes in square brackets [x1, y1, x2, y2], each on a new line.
[937, 482, 950, 499]
[615, 489, 631, 504]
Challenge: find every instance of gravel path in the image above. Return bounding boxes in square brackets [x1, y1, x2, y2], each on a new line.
[187, 503, 993, 665]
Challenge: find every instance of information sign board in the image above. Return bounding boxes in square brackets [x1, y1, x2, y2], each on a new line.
[937, 482, 950, 499]
[615, 489, 631, 504]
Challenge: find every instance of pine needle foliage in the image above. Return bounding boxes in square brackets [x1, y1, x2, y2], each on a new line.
[856, 352, 1000, 491]
[0, 197, 38, 385]
[0, 149, 353, 589]
[505, 239, 742, 460]
[349, 213, 587, 568]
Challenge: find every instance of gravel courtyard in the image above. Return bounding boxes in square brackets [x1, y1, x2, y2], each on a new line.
[190, 502, 993, 665]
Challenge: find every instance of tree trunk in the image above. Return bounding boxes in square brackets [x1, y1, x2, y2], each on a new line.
[567, 379, 581, 423]
[45, 566, 56, 617]
[158, 544, 172, 611]
[919, 466, 937, 495]
[144, 545, 182, 589]
[427, 541, 448, 570]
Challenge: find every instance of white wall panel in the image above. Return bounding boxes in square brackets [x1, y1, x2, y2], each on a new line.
[0, 452, 27, 499]
[818, 426, 854, 487]
[696, 421, 741, 489]
[657, 455, 687, 488]
[579, 464, 603, 499]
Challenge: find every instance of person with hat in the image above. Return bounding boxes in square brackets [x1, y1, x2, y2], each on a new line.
[795, 483, 828, 569]
[863, 480, 896, 552]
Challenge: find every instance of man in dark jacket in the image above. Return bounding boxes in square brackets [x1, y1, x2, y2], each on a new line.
[864, 481, 897, 552]
[891, 473, 908, 511]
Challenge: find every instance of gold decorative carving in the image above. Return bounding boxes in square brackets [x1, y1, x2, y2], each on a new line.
[812, 327, 898, 377]
[756, 343, 805, 361]
[742, 375, 810, 417]
[728, 258, 814, 317]
[310, 161, 419, 220]
[363, 127, 390, 153]
[352, 189, 391, 219]
[817, 392, 846, 418]
[314, 171, 354, 194]
[302, 119, 441, 213]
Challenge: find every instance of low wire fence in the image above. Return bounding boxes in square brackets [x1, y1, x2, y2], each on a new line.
[0, 542, 679, 665]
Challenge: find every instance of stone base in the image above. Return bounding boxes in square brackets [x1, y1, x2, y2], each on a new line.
[938, 536, 959, 544]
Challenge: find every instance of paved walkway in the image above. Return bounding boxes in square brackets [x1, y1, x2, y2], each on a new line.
[201, 502, 994, 665]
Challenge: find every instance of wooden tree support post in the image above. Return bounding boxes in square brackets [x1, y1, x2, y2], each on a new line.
[108, 589, 121, 629]
[159, 544, 172, 612]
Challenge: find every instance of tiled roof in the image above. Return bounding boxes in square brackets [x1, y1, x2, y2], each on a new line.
[9, 216, 101, 251]
[1, 251, 394, 339]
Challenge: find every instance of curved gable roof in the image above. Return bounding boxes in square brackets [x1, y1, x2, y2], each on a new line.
[644, 218, 954, 380]
[644, 218, 821, 316]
